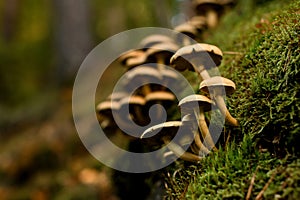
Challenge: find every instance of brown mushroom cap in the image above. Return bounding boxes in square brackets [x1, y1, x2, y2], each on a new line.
[145, 42, 179, 64]
[123, 66, 162, 93]
[145, 91, 175, 103]
[193, 0, 224, 13]
[96, 100, 120, 129]
[189, 16, 207, 30]
[118, 49, 147, 70]
[119, 95, 146, 109]
[174, 23, 199, 39]
[107, 92, 129, 101]
[170, 43, 223, 72]
[139, 34, 175, 49]
[199, 76, 236, 95]
[179, 94, 215, 112]
[96, 100, 120, 117]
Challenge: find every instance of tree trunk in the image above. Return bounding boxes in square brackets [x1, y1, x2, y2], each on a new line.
[53, 0, 93, 85]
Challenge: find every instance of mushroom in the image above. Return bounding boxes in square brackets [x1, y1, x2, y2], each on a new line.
[96, 100, 120, 129]
[145, 91, 176, 122]
[140, 118, 202, 162]
[123, 66, 162, 96]
[192, 0, 224, 29]
[118, 95, 149, 127]
[179, 94, 217, 151]
[139, 34, 175, 49]
[170, 43, 223, 81]
[118, 49, 146, 71]
[199, 76, 238, 126]
[107, 92, 129, 101]
[145, 42, 179, 67]
[188, 16, 207, 31]
[174, 23, 200, 46]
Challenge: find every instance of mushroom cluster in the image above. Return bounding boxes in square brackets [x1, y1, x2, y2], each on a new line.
[96, 0, 238, 162]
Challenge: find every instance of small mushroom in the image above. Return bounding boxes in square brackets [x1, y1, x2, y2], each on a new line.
[199, 76, 238, 126]
[107, 92, 129, 101]
[145, 91, 176, 122]
[124, 66, 162, 96]
[170, 43, 223, 80]
[139, 34, 175, 49]
[192, 0, 224, 29]
[96, 100, 120, 129]
[118, 49, 147, 71]
[141, 119, 202, 162]
[188, 16, 207, 31]
[119, 95, 149, 127]
[179, 94, 217, 151]
[146, 42, 179, 66]
[174, 23, 200, 46]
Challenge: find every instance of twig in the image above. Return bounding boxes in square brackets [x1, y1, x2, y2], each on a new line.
[223, 51, 244, 55]
[246, 166, 259, 200]
[255, 169, 278, 200]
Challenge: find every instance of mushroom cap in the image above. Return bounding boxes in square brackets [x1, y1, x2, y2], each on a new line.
[189, 16, 207, 30]
[161, 68, 179, 81]
[145, 91, 175, 104]
[96, 100, 120, 117]
[145, 42, 179, 64]
[170, 43, 223, 72]
[140, 121, 183, 143]
[140, 114, 195, 144]
[118, 49, 147, 70]
[107, 92, 128, 101]
[123, 66, 162, 91]
[119, 95, 146, 109]
[193, 0, 224, 12]
[199, 76, 236, 95]
[139, 34, 175, 49]
[179, 94, 215, 112]
[174, 23, 199, 39]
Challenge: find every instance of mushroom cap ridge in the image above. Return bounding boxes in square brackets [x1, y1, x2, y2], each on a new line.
[199, 76, 236, 95]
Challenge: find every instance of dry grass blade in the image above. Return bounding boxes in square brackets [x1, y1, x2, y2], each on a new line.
[255, 168, 278, 200]
[246, 166, 259, 200]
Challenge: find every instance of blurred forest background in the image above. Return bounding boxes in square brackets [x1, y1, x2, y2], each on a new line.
[0, 0, 179, 199]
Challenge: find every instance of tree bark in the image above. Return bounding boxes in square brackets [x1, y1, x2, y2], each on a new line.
[53, 0, 93, 85]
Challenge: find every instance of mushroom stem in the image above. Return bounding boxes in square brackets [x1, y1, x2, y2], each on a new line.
[192, 62, 211, 81]
[192, 128, 210, 155]
[198, 109, 217, 151]
[214, 93, 239, 126]
[162, 138, 201, 162]
[206, 9, 219, 29]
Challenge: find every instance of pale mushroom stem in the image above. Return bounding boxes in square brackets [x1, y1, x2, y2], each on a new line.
[162, 137, 201, 162]
[198, 109, 217, 151]
[192, 128, 210, 155]
[192, 64, 211, 81]
[142, 84, 152, 96]
[206, 9, 219, 29]
[182, 37, 192, 46]
[214, 93, 239, 126]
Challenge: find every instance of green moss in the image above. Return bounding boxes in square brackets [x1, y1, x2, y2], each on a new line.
[165, 0, 300, 199]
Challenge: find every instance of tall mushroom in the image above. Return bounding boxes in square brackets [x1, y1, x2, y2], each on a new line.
[145, 91, 176, 122]
[118, 49, 146, 71]
[140, 118, 202, 162]
[123, 65, 162, 96]
[199, 76, 238, 126]
[174, 23, 200, 46]
[170, 43, 223, 81]
[139, 34, 175, 49]
[179, 94, 217, 151]
[119, 95, 149, 127]
[145, 42, 179, 67]
[192, 0, 224, 29]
